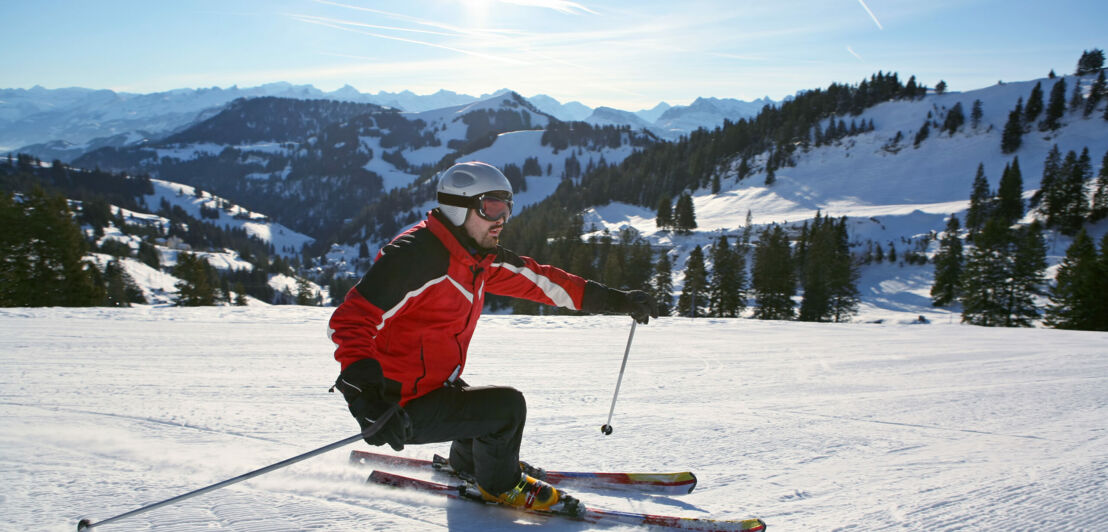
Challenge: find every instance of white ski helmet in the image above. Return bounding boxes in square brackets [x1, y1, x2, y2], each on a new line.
[436, 161, 513, 226]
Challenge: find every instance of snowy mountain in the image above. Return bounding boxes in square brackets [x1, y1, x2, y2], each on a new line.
[72, 91, 659, 248]
[583, 106, 658, 131]
[2, 84, 770, 160]
[526, 94, 594, 121]
[634, 101, 673, 124]
[0, 83, 486, 158]
[654, 96, 775, 136]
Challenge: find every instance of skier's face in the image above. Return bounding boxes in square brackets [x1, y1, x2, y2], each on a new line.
[463, 208, 504, 249]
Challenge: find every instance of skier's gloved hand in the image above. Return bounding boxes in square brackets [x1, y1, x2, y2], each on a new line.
[609, 289, 658, 324]
[349, 395, 411, 451]
[334, 359, 412, 451]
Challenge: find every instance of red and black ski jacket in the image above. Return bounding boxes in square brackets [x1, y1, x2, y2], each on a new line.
[329, 210, 611, 405]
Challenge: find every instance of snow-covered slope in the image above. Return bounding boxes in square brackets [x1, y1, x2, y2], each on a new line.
[144, 178, 314, 256]
[2, 308, 1105, 531]
[580, 74, 1108, 318]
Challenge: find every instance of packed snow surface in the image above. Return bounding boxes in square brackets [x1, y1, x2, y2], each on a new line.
[2, 306, 1106, 531]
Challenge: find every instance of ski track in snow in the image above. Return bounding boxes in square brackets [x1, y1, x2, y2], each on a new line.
[1, 307, 1106, 531]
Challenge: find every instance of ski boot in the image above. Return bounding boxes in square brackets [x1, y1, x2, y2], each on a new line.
[476, 472, 561, 511]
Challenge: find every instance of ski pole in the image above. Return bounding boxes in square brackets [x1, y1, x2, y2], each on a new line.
[601, 319, 637, 435]
[77, 405, 399, 531]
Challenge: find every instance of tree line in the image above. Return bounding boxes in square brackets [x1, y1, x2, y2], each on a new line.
[931, 146, 1108, 330]
[1002, 49, 1107, 154]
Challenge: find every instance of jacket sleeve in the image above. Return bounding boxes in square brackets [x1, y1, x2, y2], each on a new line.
[328, 228, 450, 371]
[328, 288, 387, 371]
[486, 247, 612, 311]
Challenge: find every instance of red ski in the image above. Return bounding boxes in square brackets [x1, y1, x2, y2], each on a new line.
[350, 449, 698, 495]
[367, 470, 766, 531]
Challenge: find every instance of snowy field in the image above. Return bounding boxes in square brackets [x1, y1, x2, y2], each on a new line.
[2, 306, 1106, 531]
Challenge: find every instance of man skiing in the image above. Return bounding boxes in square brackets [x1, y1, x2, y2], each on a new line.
[329, 161, 657, 512]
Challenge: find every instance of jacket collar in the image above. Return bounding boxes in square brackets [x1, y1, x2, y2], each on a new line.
[427, 210, 497, 268]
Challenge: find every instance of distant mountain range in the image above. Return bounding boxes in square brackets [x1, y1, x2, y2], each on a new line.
[0, 83, 773, 161]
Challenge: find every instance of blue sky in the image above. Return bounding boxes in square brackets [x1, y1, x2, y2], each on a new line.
[3, 0, 1105, 110]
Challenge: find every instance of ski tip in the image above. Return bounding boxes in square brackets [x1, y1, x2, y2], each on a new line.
[687, 472, 698, 494]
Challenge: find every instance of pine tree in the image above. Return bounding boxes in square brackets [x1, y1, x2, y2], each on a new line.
[623, 237, 655, 292]
[233, 282, 249, 306]
[1, 187, 104, 307]
[827, 216, 860, 321]
[651, 252, 674, 316]
[673, 194, 697, 233]
[1033, 144, 1062, 211]
[602, 243, 623, 289]
[1068, 80, 1084, 113]
[751, 225, 796, 320]
[676, 245, 708, 317]
[960, 218, 1047, 327]
[995, 157, 1024, 226]
[1043, 229, 1101, 330]
[655, 194, 674, 230]
[1055, 148, 1091, 235]
[1024, 82, 1044, 125]
[942, 102, 965, 135]
[137, 241, 161, 269]
[296, 277, 316, 306]
[960, 218, 1011, 326]
[1004, 220, 1047, 327]
[966, 163, 992, 233]
[740, 210, 754, 251]
[931, 214, 964, 306]
[1090, 149, 1108, 221]
[1085, 70, 1106, 117]
[1096, 233, 1108, 329]
[0, 192, 34, 306]
[1041, 77, 1067, 131]
[174, 252, 218, 306]
[1076, 49, 1106, 75]
[104, 260, 145, 307]
[913, 120, 930, 147]
[708, 235, 746, 317]
[971, 99, 984, 129]
[1000, 105, 1023, 153]
[799, 215, 832, 321]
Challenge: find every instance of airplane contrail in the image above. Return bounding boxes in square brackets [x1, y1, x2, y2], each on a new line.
[857, 0, 883, 30]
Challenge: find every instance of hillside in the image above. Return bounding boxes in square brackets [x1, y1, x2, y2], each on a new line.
[505, 72, 1108, 322]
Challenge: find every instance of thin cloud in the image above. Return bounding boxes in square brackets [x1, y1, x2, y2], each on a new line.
[311, 0, 517, 37]
[290, 13, 462, 38]
[289, 14, 529, 65]
[496, 0, 598, 15]
[846, 45, 864, 62]
[856, 0, 884, 30]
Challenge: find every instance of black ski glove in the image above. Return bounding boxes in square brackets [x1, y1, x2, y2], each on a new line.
[334, 359, 412, 451]
[608, 289, 659, 324]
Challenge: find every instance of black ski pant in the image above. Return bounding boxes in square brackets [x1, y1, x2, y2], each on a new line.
[401, 383, 526, 494]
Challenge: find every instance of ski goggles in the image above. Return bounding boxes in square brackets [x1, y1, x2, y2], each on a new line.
[438, 191, 514, 222]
